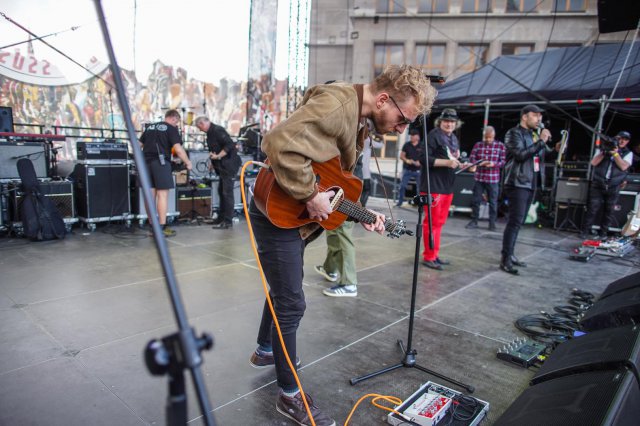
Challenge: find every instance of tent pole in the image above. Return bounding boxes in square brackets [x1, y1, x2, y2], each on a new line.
[483, 98, 490, 134]
[588, 94, 608, 178]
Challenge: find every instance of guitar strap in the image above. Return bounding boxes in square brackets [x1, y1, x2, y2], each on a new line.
[354, 84, 367, 157]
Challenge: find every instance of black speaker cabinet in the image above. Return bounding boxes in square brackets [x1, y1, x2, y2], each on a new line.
[0, 106, 13, 133]
[555, 178, 588, 204]
[451, 171, 474, 213]
[600, 272, 640, 300]
[74, 164, 130, 220]
[0, 142, 48, 179]
[9, 181, 75, 221]
[495, 368, 640, 426]
[176, 186, 211, 218]
[580, 286, 640, 332]
[531, 324, 640, 386]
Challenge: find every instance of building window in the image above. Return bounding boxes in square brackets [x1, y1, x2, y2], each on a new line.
[417, 0, 449, 13]
[462, 0, 491, 13]
[377, 0, 407, 13]
[415, 44, 446, 75]
[553, 0, 586, 12]
[547, 43, 582, 50]
[456, 44, 489, 72]
[506, 0, 538, 12]
[374, 44, 405, 76]
[502, 43, 534, 55]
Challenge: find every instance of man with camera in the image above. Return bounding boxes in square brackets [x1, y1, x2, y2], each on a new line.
[581, 131, 633, 239]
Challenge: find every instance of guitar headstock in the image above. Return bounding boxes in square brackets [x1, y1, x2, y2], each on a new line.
[385, 219, 413, 239]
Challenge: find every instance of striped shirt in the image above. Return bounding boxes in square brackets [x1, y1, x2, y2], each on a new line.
[469, 140, 507, 184]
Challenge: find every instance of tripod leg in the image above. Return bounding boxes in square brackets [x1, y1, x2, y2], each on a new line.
[166, 369, 187, 425]
[413, 364, 475, 393]
[349, 363, 403, 386]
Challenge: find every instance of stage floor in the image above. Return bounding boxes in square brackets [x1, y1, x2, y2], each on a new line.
[0, 200, 635, 425]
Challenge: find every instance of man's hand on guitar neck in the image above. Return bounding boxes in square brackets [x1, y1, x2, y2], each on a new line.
[306, 190, 335, 221]
[362, 210, 386, 235]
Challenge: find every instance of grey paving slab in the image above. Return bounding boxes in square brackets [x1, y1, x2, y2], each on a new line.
[0, 357, 144, 426]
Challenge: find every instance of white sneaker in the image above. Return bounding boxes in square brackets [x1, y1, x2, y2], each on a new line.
[323, 284, 357, 297]
[314, 265, 339, 282]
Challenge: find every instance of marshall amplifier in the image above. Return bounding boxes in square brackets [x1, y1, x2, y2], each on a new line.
[76, 141, 129, 161]
[555, 178, 588, 204]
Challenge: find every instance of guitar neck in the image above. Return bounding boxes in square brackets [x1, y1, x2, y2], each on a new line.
[336, 199, 395, 232]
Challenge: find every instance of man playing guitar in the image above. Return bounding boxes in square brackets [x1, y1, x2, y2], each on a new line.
[247, 65, 436, 426]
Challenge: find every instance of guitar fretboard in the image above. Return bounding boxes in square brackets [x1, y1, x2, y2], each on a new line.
[336, 198, 396, 233]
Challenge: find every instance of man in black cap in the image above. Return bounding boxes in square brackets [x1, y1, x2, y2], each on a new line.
[500, 104, 551, 274]
[419, 108, 462, 270]
[396, 127, 423, 206]
[581, 130, 632, 239]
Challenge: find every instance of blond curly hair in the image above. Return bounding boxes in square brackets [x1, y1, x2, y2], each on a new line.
[372, 65, 437, 115]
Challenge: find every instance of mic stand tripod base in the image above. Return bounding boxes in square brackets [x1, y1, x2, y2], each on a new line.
[349, 339, 475, 393]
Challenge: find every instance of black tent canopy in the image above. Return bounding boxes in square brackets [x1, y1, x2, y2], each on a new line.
[435, 42, 640, 112]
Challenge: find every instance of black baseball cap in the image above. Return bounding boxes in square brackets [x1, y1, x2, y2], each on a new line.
[617, 131, 631, 139]
[520, 104, 544, 116]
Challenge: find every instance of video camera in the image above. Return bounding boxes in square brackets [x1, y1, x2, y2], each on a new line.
[600, 135, 619, 152]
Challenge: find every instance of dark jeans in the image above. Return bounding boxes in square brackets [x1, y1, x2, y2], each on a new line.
[250, 201, 306, 391]
[397, 169, 420, 205]
[360, 178, 371, 207]
[583, 183, 621, 235]
[470, 181, 499, 225]
[501, 186, 534, 259]
[217, 172, 235, 223]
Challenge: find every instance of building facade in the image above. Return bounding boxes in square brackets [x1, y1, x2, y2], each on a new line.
[308, 0, 629, 85]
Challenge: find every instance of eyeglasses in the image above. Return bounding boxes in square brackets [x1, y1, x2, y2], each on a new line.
[389, 96, 414, 126]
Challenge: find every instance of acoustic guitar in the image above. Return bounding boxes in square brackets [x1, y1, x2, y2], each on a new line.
[253, 156, 410, 238]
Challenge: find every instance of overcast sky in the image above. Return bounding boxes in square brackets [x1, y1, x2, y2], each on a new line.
[0, 0, 290, 84]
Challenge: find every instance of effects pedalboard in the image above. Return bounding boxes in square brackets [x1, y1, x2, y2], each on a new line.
[387, 381, 489, 426]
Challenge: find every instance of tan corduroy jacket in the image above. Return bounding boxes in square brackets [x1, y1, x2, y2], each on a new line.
[262, 82, 364, 240]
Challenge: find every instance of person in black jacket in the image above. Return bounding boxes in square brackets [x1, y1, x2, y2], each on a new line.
[419, 108, 462, 270]
[195, 116, 241, 229]
[581, 131, 632, 239]
[500, 105, 551, 274]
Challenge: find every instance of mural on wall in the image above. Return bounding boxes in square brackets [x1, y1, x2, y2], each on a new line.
[0, 47, 247, 144]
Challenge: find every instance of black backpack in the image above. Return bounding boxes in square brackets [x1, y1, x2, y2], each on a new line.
[17, 159, 66, 241]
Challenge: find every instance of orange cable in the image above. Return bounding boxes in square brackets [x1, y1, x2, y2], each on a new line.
[239, 161, 316, 426]
[344, 393, 404, 426]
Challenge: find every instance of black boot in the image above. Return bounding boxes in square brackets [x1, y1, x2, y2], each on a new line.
[510, 255, 527, 267]
[500, 255, 519, 275]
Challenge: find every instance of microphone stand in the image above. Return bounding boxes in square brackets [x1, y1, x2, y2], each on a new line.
[350, 111, 474, 394]
[92, 2, 216, 425]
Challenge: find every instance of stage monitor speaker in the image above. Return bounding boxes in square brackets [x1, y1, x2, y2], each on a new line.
[600, 272, 640, 300]
[495, 368, 640, 426]
[9, 181, 75, 221]
[73, 164, 130, 219]
[580, 286, 640, 332]
[451, 171, 474, 212]
[187, 150, 213, 181]
[597, 0, 640, 33]
[555, 178, 588, 204]
[0, 142, 48, 179]
[0, 106, 14, 133]
[176, 186, 211, 218]
[531, 324, 640, 386]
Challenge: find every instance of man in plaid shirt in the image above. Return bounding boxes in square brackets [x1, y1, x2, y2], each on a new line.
[465, 126, 506, 231]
